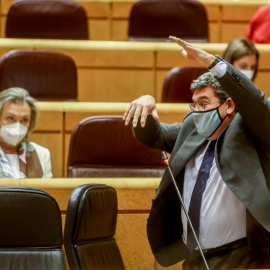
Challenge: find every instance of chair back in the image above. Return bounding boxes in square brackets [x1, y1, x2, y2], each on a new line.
[0, 49, 78, 101]
[162, 66, 208, 103]
[67, 115, 165, 177]
[6, 0, 88, 39]
[64, 184, 125, 270]
[0, 186, 65, 270]
[245, 5, 270, 44]
[128, 0, 208, 42]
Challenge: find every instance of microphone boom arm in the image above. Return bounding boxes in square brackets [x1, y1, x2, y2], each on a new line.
[161, 151, 210, 270]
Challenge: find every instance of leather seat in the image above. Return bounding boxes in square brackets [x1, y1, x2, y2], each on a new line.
[67, 115, 166, 177]
[6, 0, 88, 40]
[64, 184, 125, 270]
[0, 186, 66, 270]
[0, 49, 78, 101]
[162, 66, 208, 103]
[128, 0, 209, 42]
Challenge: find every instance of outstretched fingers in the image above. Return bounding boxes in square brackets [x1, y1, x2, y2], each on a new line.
[169, 36, 215, 67]
[123, 103, 137, 126]
[169, 36, 188, 49]
[123, 95, 158, 128]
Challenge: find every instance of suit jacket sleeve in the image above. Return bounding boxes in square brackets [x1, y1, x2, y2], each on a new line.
[215, 57, 270, 146]
[132, 115, 182, 154]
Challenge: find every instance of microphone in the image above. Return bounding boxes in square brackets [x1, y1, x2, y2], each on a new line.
[162, 151, 210, 270]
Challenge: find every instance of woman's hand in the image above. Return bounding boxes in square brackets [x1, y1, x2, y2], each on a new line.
[123, 95, 159, 128]
[169, 36, 215, 67]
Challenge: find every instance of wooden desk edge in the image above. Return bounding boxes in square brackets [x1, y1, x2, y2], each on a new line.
[7, 178, 162, 190]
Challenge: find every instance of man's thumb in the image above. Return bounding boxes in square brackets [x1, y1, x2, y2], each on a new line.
[151, 108, 159, 120]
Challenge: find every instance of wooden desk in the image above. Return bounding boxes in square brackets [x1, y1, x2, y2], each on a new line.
[32, 102, 189, 178]
[0, 177, 183, 270]
[0, 0, 268, 42]
[0, 39, 269, 103]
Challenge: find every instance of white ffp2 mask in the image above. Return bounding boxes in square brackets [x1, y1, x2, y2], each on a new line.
[240, 70, 254, 80]
[0, 122, 28, 146]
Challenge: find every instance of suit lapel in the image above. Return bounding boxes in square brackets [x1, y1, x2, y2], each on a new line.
[154, 129, 206, 199]
[170, 129, 206, 177]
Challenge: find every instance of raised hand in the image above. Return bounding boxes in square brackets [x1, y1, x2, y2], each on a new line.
[123, 95, 159, 128]
[169, 36, 215, 67]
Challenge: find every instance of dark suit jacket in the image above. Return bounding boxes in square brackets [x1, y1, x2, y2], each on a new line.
[133, 58, 270, 267]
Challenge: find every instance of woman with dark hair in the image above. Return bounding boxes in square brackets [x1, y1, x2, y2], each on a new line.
[222, 37, 259, 81]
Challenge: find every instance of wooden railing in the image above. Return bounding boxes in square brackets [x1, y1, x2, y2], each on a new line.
[0, 39, 269, 103]
[0, 0, 267, 42]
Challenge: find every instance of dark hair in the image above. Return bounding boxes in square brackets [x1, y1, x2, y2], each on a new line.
[222, 38, 259, 81]
[190, 72, 229, 100]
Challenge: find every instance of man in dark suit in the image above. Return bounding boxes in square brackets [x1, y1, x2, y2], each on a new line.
[123, 37, 270, 269]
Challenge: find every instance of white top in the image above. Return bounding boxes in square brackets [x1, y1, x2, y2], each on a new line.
[5, 153, 20, 179]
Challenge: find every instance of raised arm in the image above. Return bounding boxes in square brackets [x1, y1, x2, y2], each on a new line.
[169, 36, 215, 67]
[170, 36, 270, 144]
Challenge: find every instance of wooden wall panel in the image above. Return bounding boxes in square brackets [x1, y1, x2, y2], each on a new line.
[117, 189, 155, 210]
[0, 17, 4, 38]
[156, 70, 168, 102]
[28, 133, 63, 178]
[116, 214, 154, 269]
[80, 1, 111, 18]
[89, 19, 110, 40]
[112, 20, 129, 41]
[78, 69, 155, 102]
[156, 44, 226, 68]
[35, 111, 63, 131]
[112, 1, 134, 19]
[64, 133, 71, 178]
[221, 4, 258, 21]
[209, 22, 220, 43]
[0, 0, 268, 42]
[221, 23, 249, 43]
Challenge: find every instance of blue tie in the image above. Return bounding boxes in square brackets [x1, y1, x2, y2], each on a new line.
[186, 140, 216, 251]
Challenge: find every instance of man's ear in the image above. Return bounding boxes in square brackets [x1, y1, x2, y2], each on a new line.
[225, 98, 235, 115]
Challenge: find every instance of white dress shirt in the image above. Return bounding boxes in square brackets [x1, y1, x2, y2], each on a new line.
[181, 141, 246, 249]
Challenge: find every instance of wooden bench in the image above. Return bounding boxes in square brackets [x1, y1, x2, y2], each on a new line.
[0, 39, 269, 103]
[0, 0, 267, 42]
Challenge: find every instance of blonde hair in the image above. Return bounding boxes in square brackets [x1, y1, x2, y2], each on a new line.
[0, 87, 38, 136]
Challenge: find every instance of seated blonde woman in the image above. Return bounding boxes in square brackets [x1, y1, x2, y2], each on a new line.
[0, 87, 52, 178]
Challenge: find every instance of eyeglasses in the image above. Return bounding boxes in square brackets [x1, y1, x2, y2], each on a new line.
[189, 100, 225, 111]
